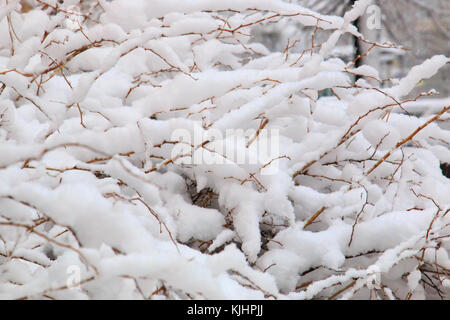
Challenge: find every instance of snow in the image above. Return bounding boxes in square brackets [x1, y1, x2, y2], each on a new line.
[400, 97, 450, 115]
[390, 55, 449, 98]
[0, 0, 448, 300]
[361, 119, 400, 151]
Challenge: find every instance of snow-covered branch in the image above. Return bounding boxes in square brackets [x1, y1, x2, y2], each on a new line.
[0, 0, 448, 300]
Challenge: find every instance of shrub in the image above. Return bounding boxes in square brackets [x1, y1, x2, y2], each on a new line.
[0, 0, 448, 299]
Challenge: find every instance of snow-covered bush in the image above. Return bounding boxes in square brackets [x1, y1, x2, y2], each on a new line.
[0, 0, 448, 299]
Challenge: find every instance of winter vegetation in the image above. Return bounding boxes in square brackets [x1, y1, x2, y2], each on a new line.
[0, 0, 449, 300]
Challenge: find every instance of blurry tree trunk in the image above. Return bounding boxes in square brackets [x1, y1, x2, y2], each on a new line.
[353, 19, 362, 68]
[352, 0, 363, 79]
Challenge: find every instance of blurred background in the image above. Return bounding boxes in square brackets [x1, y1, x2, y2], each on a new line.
[252, 0, 449, 99]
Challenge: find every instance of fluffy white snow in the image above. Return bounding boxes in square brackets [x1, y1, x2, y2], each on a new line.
[0, 0, 448, 300]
